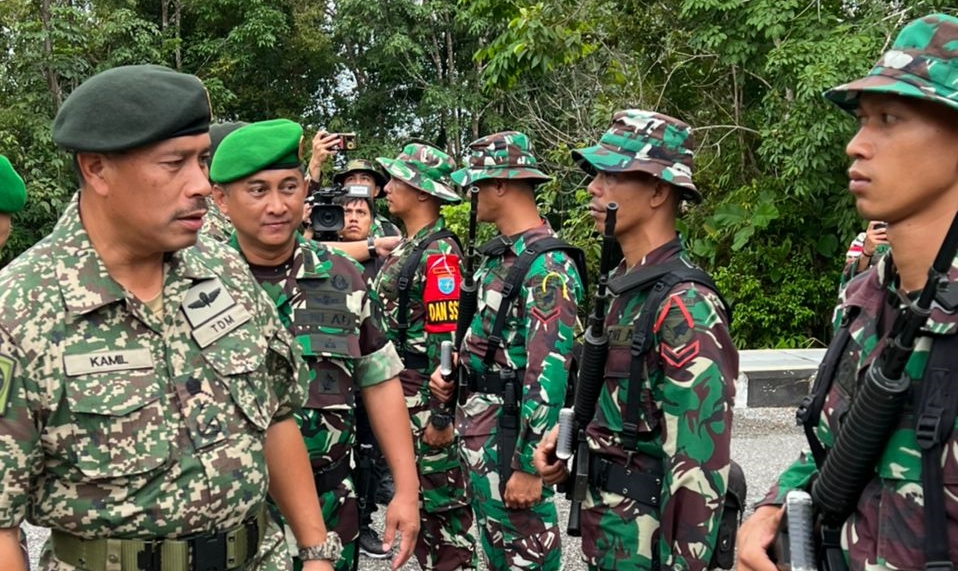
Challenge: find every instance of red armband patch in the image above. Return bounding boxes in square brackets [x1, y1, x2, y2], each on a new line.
[423, 254, 461, 333]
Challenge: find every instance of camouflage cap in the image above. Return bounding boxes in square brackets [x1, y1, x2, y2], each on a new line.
[450, 131, 552, 187]
[572, 109, 700, 202]
[0, 155, 26, 214]
[376, 143, 461, 203]
[332, 159, 389, 197]
[825, 14, 958, 114]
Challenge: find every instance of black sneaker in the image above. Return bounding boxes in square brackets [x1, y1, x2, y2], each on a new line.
[358, 527, 390, 559]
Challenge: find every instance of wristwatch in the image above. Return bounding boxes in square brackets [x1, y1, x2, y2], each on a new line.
[429, 412, 453, 430]
[299, 531, 343, 562]
[367, 236, 377, 259]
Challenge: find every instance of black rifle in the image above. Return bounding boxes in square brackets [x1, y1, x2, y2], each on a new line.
[773, 211, 958, 571]
[453, 187, 480, 405]
[556, 202, 618, 536]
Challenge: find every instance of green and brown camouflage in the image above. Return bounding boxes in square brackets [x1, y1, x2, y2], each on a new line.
[333, 158, 389, 195]
[0, 195, 305, 570]
[371, 216, 477, 570]
[759, 253, 958, 570]
[457, 222, 584, 571]
[227, 233, 404, 570]
[825, 13, 958, 114]
[377, 143, 461, 203]
[582, 239, 737, 571]
[572, 109, 702, 203]
[450, 131, 552, 187]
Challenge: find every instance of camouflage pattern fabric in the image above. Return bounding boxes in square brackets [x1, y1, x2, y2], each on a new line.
[333, 158, 389, 194]
[458, 221, 584, 571]
[371, 216, 477, 570]
[450, 131, 552, 187]
[376, 143, 461, 203]
[825, 13, 958, 114]
[200, 196, 234, 242]
[228, 233, 404, 571]
[759, 253, 958, 569]
[371, 215, 401, 239]
[583, 238, 737, 571]
[571, 110, 701, 202]
[0, 194, 305, 571]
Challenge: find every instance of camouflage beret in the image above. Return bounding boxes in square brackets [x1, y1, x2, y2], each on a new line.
[53, 64, 211, 153]
[0, 155, 26, 214]
[572, 109, 700, 203]
[209, 119, 304, 184]
[826, 13, 958, 114]
[450, 131, 552, 187]
[209, 121, 249, 159]
[333, 159, 389, 197]
[376, 143, 461, 203]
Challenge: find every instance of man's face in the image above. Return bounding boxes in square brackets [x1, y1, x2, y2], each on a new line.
[213, 168, 306, 257]
[472, 179, 499, 223]
[94, 133, 212, 254]
[586, 170, 659, 238]
[846, 93, 958, 225]
[383, 178, 420, 218]
[0, 213, 11, 250]
[339, 198, 372, 241]
[343, 171, 379, 197]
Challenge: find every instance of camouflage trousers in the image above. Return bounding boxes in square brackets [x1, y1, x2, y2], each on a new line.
[460, 433, 562, 571]
[274, 477, 359, 571]
[38, 517, 292, 571]
[581, 484, 659, 571]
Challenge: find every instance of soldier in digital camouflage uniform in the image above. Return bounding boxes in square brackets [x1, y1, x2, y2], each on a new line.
[210, 119, 421, 571]
[0, 64, 335, 571]
[535, 110, 738, 571]
[738, 13, 958, 571]
[430, 131, 584, 571]
[200, 121, 248, 242]
[0, 154, 26, 251]
[370, 143, 477, 570]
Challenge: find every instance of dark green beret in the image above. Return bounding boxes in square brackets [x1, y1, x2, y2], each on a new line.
[52, 64, 211, 152]
[209, 119, 304, 184]
[0, 155, 26, 214]
[209, 121, 249, 159]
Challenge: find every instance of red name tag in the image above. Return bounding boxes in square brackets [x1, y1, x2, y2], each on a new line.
[423, 254, 461, 333]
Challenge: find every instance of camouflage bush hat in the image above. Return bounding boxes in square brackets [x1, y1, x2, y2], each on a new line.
[572, 109, 701, 203]
[333, 159, 389, 197]
[0, 155, 26, 214]
[825, 13, 958, 114]
[450, 131, 552, 187]
[53, 64, 211, 153]
[209, 119, 303, 184]
[376, 143, 461, 203]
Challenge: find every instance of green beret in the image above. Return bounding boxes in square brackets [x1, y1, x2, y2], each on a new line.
[209, 119, 304, 184]
[209, 121, 249, 159]
[52, 64, 211, 152]
[0, 155, 26, 214]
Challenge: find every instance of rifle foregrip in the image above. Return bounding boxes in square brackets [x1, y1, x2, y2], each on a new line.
[573, 332, 608, 428]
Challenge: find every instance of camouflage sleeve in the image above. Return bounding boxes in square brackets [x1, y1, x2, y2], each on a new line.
[758, 451, 818, 506]
[653, 284, 737, 571]
[254, 284, 307, 422]
[356, 285, 404, 387]
[0, 329, 41, 527]
[513, 253, 584, 475]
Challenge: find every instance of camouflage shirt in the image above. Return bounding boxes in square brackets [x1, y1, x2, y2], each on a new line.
[459, 221, 584, 474]
[199, 196, 234, 242]
[371, 215, 401, 238]
[229, 233, 404, 470]
[760, 254, 958, 569]
[0, 194, 305, 538]
[584, 238, 737, 571]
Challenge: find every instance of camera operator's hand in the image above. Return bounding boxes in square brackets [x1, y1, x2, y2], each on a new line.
[375, 236, 402, 257]
[308, 131, 342, 181]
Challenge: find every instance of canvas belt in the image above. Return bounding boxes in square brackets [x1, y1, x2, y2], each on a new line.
[313, 455, 352, 495]
[51, 507, 266, 571]
[462, 368, 525, 395]
[589, 455, 663, 508]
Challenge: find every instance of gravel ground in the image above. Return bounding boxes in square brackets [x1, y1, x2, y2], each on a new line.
[24, 406, 804, 570]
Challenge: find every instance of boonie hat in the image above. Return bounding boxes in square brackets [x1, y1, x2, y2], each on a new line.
[376, 144, 460, 203]
[450, 131, 551, 187]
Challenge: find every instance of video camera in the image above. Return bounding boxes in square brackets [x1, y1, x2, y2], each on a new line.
[306, 182, 375, 237]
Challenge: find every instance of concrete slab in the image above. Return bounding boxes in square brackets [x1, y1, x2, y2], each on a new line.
[738, 349, 825, 408]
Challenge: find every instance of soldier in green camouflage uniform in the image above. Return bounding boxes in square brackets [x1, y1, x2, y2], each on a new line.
[0, 65, 334, 571]
[371, 143, 477, 570]
[738, 13, 958, 571]
[210, 119, 422, 571]
[431, 132, 584, 571]
[535, 110, 738, 571]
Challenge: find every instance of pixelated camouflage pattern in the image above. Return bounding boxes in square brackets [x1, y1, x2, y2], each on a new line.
[583, 239, 737, 571]
[333, 158, 389, 193]
[228, 234, 404, 567]
[0, 194, 305, 570]
[450, 131, 552, 187]
[200, 196, 234, 242]
[457, 222, 584, 571]
[376, 143, 461, 203]
[572, 109, 701, 202]
[760, 253, 958, 570]
[825, 13, 958, 114]
[371, 216, 476, 570]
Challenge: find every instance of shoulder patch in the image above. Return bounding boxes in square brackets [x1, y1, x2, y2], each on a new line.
[530, 271, 568, 324]
[424, 254, 461, 333]
[0, 354, 17, 416]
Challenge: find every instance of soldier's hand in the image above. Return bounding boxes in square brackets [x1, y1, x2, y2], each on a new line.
[735, 504, 783, 571]
[374, 236, 402, 257]
[307, 131, 341, 180]
[429, 367, 455, 403]
[533, 426, 569, 486]
[382, 491, 420, 570]
[301, 560, 335, 571]
[503, 470, 543, 510]
[423, 423, 454, 448]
